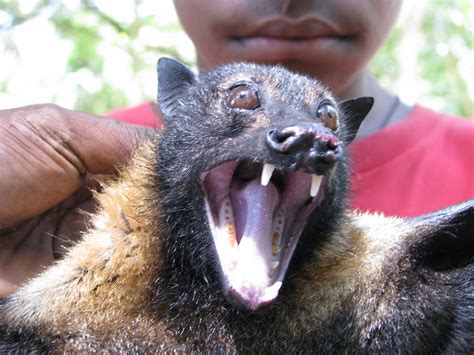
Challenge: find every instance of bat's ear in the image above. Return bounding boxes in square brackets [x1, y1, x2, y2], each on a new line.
[339, 97, 374, 143]
[407, 199, 474, 271]
[157, 57, 197, 119]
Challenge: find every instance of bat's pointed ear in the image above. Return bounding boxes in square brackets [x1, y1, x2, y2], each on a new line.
[408, 199, 474, 271]
[339, 97, 374, 143]
[157, 57, 197, 119]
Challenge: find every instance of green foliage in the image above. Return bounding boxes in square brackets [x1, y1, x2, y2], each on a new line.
[371, 1, 473, 118]
[370, 27, 403, 90]
[1, 0, 191, 113]
[419, 1, 473, 117]
[74, 82, 128, 114]
[54, 18, 103, 73]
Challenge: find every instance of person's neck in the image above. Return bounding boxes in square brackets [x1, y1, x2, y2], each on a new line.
[337, 70, 412, 140]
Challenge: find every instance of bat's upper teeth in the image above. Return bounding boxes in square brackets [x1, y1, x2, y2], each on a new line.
[310, 174, 322, 197]
[261, 163, 276, 186]
[261, 164, 322, 198]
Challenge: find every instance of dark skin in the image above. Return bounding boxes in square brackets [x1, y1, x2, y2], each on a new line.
[0, 0, 409, 298]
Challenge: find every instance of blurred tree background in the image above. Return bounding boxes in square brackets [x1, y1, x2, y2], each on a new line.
[0, 0, 473, 118]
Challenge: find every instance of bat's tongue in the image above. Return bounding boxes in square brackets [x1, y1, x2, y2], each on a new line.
[228, 178, 279, 295]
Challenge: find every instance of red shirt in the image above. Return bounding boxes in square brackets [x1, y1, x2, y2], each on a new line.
[107, 102, 474, 217]
[106, 102, 162, 128]
[350, 106, 474, 217]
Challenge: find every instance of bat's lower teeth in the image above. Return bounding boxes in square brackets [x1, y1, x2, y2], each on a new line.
[220, 197, 238, 247]
[272, 208, 284, 257]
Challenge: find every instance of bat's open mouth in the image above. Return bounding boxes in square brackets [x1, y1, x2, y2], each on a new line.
[201, 160, 326, 310]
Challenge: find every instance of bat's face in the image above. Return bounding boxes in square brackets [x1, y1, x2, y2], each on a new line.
[156, 58, 372, 310]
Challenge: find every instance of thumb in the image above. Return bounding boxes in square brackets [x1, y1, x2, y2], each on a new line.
[60, 106, 155, 174]
[0, 104, 155, 227]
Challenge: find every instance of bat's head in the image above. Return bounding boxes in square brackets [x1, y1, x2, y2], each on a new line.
[156, 57, 372, 310]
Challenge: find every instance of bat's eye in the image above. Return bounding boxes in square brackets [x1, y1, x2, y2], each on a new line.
[226, 84, 260, 111]
[317, 102, 339, 131]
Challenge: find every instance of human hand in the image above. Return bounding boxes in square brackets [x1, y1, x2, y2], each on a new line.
[0, 104, 153, 298]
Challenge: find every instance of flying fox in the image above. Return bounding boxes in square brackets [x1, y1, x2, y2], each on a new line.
[1, 58, 472, 353]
